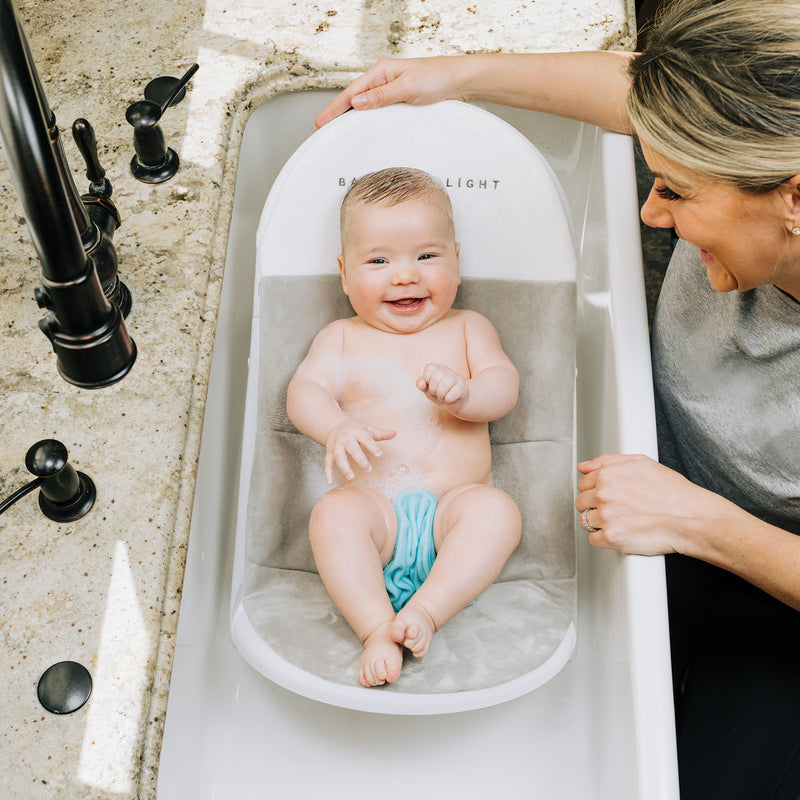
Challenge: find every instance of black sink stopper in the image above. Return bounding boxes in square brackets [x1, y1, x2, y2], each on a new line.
[38, 661, 92, 714]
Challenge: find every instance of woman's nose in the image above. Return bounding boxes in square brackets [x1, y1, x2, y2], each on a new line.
[640, 184, 676, 230]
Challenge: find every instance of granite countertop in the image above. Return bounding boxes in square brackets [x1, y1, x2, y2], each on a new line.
[0, 1, 634, 796]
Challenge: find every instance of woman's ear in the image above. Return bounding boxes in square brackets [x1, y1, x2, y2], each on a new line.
[780, 174, 800, 233]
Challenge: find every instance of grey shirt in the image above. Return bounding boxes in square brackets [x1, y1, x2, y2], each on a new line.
[652, 239, 800, 535]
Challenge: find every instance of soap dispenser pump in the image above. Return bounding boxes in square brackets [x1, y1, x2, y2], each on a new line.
[126, 63, 199, 184]
[0, 439, 96, 522]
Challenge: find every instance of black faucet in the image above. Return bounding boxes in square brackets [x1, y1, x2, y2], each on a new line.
[0, 0, 136, 387]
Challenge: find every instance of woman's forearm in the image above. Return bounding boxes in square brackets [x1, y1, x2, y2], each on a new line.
[681, 503, 800, 611]
[456, 52, 634, 133]
[316, 51, 635, 132]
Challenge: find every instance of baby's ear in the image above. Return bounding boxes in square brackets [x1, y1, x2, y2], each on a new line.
[337, 254, 349, 295]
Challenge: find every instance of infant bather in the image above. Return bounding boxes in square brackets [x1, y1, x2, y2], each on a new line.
[229, 100, 578, 713]
[158, 89, 678, 800]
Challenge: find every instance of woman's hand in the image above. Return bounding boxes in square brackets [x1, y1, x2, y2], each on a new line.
[315, 56, 470, 128]
[575, 453, 729, 556]
[324, 417, 396, 485]
[577, 453, 800, 610]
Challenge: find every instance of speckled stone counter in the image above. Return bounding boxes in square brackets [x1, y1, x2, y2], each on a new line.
[0, 1, 634, 796]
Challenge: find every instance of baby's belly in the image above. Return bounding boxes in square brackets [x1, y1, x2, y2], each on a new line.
[350, 424, 494, 500]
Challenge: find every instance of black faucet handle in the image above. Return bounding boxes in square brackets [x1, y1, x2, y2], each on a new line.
[72, 118, 112, 200]
[70, 117, 126, 318]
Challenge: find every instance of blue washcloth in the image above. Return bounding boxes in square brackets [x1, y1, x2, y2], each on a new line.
[383, 489, 437, 612]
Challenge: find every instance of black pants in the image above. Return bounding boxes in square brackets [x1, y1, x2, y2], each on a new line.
[667, 555, 800, 800]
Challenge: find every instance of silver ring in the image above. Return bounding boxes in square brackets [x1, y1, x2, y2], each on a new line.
[580, 507, 599, 533]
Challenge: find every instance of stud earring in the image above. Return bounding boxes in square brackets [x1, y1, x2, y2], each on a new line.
[793, 227, 800, 236]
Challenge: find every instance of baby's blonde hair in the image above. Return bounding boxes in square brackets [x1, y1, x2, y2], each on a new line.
[628, 0, 800, 192]
[340, 167, 454, 240]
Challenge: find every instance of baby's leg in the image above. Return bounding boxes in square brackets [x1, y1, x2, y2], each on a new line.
[309, 485, 401, 686]
[391, 484, 521, 656]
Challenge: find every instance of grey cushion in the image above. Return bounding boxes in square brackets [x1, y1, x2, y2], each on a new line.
[241, 275, 576, 694]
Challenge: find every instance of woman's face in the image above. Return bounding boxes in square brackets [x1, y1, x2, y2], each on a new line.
[639, 141, 800, 301]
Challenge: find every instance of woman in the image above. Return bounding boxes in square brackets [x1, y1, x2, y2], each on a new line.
[315, 1, 800, 797]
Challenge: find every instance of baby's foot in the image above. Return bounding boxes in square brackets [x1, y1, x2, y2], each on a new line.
[359, 621, 404, 687]
[391, 601, 437, 657]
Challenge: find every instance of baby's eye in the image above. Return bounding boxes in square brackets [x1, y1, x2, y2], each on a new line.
[654, 183, 682, 202]
[368, 257, 388, 264]
[418, 253, 436, 261]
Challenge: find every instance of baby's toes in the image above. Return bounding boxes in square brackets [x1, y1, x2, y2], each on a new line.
[360, 659, 384, 687]
[404, 622, 424, 652]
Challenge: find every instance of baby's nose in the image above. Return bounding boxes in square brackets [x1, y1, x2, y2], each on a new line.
[391, 261, 420, 283]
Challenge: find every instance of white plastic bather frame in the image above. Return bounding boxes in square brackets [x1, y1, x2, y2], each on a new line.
[157, 90, 679, 800]
[230, 100, 580, 714]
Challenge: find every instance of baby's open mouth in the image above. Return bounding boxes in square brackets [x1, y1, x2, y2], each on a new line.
[387, 297, 426, 311]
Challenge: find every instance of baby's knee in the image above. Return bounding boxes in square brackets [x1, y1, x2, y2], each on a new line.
[309, 485, 394, 547]
[310, 486, 355, 528]
[309, 487, 361, 543]
[440, 484, 522, 544]
[489, 488, 522, 546]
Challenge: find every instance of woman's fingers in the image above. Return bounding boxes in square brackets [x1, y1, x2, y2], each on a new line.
[315, 56, 463, 127]
[315, 61, 407, 127]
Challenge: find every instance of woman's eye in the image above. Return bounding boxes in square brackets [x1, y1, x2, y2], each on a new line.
[655, 183, 682, 201]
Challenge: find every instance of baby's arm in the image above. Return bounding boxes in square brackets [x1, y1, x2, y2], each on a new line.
[287, 322, 395, 484]
[417, 311, 518, 422]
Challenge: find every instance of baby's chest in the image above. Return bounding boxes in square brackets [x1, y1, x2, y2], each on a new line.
[337, 355, 425, 410]
[345, 330, 467, 378]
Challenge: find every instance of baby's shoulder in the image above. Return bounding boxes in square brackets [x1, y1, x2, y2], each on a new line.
[310, 315, 375, 355]
[450, 308, 487, 322]
[447, 307, 494, 331]
[314, 316, 357, 338]
[307, 317, 350, 353]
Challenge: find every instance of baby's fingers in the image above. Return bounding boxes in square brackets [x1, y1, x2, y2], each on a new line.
[368, 426, 397, 444]
[324, 451, 337, 485]
[443, 383, 467, 404]
[419, 363, 454, 399]
[324, 440, 361, 483]
[343, 439, 373, 476]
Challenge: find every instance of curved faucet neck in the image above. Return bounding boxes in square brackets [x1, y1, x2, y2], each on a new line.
[0, 0, 136, 387]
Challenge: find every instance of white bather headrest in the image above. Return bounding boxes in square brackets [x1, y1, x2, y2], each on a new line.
[256, 100, 576, 283]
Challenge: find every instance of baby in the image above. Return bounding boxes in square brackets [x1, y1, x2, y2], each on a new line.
[286, 167, 522, 687]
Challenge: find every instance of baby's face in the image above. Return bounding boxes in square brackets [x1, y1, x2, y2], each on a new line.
[338, 198, 460, 334]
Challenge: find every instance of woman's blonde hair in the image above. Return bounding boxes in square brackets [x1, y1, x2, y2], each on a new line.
[627, 0, 800, 192]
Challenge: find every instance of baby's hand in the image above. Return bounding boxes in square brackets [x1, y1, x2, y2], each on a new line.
[324, 418, 396, 485]
[416, 363, 469, 414]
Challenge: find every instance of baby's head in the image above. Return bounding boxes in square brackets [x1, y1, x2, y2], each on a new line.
[337, 167, 461, 334]
[340, 167, 455, 248]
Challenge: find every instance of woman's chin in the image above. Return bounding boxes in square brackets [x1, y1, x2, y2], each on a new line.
[705, 264, 739, 293]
